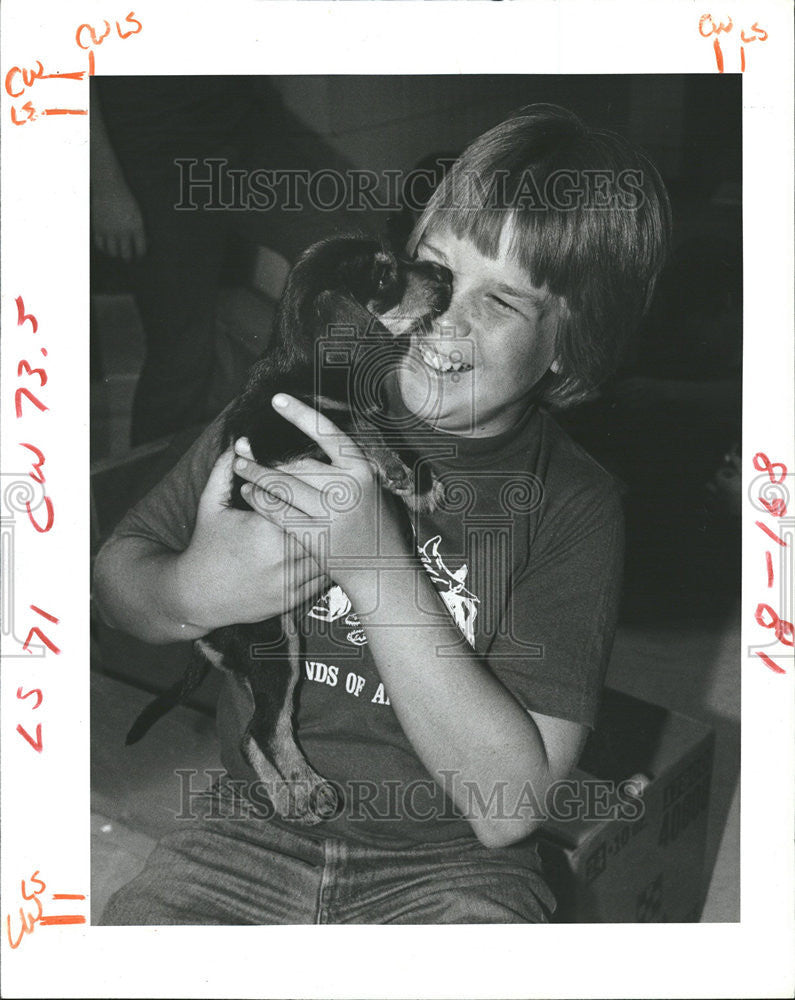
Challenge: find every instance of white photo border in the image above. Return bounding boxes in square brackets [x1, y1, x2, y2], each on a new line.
[1, 1, 793, 998]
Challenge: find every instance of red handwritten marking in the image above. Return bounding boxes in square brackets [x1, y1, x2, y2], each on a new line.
[25, 494, 54, 533]
[760, 496, 787, 517]
[117, 12, 143, 38]
[699, 15, 768, 72]
[22, 874, 46, 899]
[753, 453, 787, 482]
[23, 624, 60, 654]
[765, 551, 773, 587]
[755, 603, 795, 646]
[699, 13, 733, 36]
[7, 14, 140, 124]
[76, 13, 142, 50]
[7, 912, 34, 949]
[18, 359, 48, 387]
[755, 651, 786, 674]
[5, 62, 43, 97]
[7, 874, 45, 947]
[5, 62, 86, 98]
[41, 70, 86, 82]
[75, 20, 112, 48]
[31, 605, 59, 623]
[17, 686, 44, 709]
[10, 101, 37, 125]
[10, 102, 86, 124]
[16, 723, 43, 753]
[756, 521, 787, 547]
[713, 38, 725, 72]
[16, 296, 38, 333]
[6, 874, 87, 947]
[15, 386, 48, 418]
[20, 442, 46, 484]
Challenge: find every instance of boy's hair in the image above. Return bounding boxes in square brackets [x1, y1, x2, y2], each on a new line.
[410, 104, 672, 408]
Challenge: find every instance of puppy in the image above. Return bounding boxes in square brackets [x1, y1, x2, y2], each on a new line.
[126, 233, 452, 824]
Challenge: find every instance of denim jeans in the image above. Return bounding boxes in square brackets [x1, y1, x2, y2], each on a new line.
[100, 780, 556, 925]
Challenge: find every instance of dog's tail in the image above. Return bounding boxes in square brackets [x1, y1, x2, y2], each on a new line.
[125, 654, 211, 746]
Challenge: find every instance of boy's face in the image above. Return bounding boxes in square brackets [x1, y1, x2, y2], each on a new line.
[396, 223, 561, 438]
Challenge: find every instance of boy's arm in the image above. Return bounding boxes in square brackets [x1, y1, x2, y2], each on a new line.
[93, 425, 328, 645]
[342, 566, 590, 849]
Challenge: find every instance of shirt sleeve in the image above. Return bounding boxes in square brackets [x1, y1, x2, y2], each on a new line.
[109, 412, 227, 553]
[484, 482, 625, 730]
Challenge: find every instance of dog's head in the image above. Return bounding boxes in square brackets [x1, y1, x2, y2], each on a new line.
[273, 234, 452, 368]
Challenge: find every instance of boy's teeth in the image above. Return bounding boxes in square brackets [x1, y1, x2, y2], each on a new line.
[420, 345, 472, 373]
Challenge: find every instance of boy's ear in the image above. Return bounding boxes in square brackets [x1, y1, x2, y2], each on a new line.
[550, 359, 561, 374]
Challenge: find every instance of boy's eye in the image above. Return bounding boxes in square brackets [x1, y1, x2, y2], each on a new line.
[489, 294, 519, 314]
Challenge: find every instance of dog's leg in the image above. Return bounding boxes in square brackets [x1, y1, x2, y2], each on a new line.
[244, 615, 340, 824]
[366, 443, 445, 513]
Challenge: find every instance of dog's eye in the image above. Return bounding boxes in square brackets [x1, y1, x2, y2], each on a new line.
[373, 254, 395, 294]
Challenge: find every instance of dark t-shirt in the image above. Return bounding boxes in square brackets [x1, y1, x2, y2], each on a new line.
[111, 391, 624, 847]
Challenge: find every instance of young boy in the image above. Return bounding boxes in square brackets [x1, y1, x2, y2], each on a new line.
[94, 103, 670, 924]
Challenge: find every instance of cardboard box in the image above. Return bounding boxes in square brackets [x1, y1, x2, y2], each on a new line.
[537, 688, 715, 923]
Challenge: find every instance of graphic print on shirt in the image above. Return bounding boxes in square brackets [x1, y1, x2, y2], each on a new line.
[417, 534, 479, 648]
[306, 585, 368, 645]
[305, 536, 480, 651]
[307, 585, 352, 622]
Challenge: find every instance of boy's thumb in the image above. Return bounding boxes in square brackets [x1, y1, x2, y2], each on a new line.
[202, 448, 235, 504]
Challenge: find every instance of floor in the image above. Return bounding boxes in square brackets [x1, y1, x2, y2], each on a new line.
[89, 293, 740, 924]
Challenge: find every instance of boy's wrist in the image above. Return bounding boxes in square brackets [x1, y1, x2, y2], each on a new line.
[167, 549, 218, 636]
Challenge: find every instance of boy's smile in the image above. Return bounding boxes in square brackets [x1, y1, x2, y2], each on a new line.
[396, 223, 563, 438]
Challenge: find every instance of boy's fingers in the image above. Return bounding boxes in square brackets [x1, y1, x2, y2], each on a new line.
[237, 458, 365, 519]
[242, 484, 327, 559]
[235, 460, 320, 516]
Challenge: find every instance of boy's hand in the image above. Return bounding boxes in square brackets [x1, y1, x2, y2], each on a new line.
[174, 448, 329, 630]
[231, 394, 413, 601]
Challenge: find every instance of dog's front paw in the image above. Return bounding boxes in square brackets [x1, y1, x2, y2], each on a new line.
[308, 780, 341, 822]
[280, 773, 342, 826]
[383, 457, 412, 492]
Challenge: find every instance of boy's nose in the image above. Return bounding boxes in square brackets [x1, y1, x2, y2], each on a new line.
[435, 294, 470, 340]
